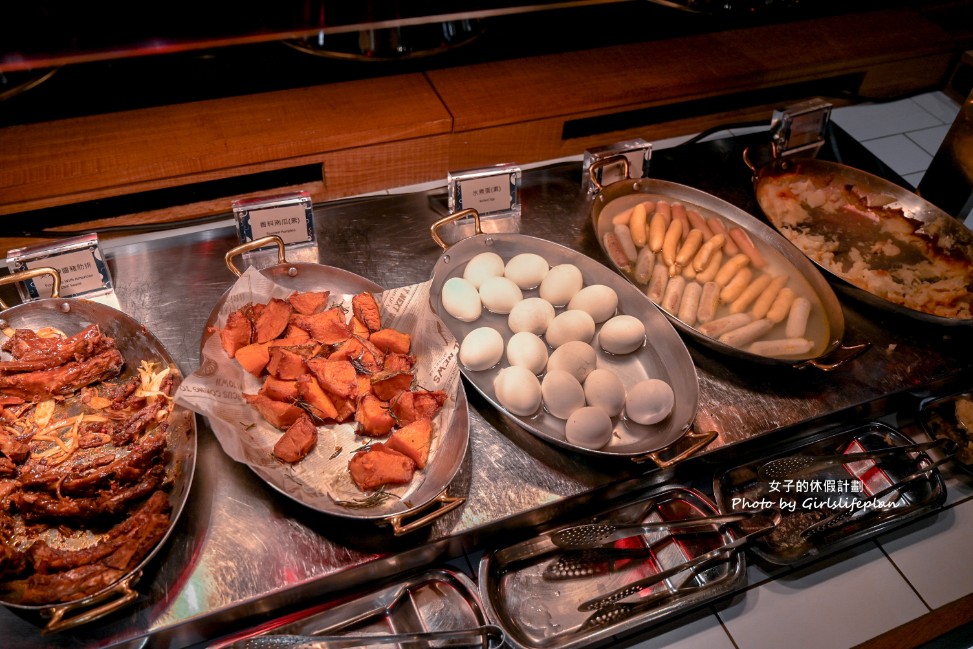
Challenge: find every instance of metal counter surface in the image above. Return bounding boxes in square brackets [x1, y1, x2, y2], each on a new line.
[1, 130, 970, 648]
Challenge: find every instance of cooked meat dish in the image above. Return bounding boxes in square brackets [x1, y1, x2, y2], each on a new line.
[0, 324, 175, 606]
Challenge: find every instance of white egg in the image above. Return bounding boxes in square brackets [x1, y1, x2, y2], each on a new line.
[506, 331, 549, 375]
[599, 314, 646, 355]
[625, 378, 675, 426]
[494, 366, 542, 416]
[568, 284, 619, 323]
[504, 253, 550, 289]
[545, 310, 596, 348]
[583, 369, 626, 417]
[565, 406, 614, 450]
[441, 277, 482, 322]
[508, 297, 556, 335]
[541, 370, 586, 419]
[539, 264, 584, 306]
[478, 276, 523, 314]
[463, 252, 505, 289]
[546, 341, 597, 383]
[459, 327, 504, 371]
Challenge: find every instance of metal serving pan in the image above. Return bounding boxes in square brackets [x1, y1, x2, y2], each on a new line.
[210, 567, 502, 649]
[428, 211, 708, 464]
[919, 390, 973, 473]
[588, 157, 867, 371]
[477, 486, 748, 649]
[191, 237, 468, 534]
[714, 421, 948, 565]
[0, 268, 196, 633]
[748, 153, 973, 326]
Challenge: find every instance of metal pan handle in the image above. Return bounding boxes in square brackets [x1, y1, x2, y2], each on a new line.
[794, 341, 871, 372]
[225, 235, 288, 277]
[587, 155, 631, 194]
[0, 267, 62, 310]
[42, 570, 141, 634]
[631, 427, 717, 468]
[429, 208, 482, 251]
[386, 489, 465, 536]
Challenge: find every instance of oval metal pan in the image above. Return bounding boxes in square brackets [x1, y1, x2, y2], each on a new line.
[752, 156, 973, 327]
[0, 297, 196, 622]
[590, 177, 850, 367]
[429, 232, 699, 458]
[201, 261, 470, 524]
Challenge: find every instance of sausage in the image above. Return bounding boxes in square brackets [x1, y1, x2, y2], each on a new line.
[751, 274, 789, 319]
[695, 249, 723, 284]
[661, 275, 686, 314]
[629, 202, 649, 247]
[613, 223, 639, 263]
[681, 261, 698, 281]
[692, 232, 725, 272]
[612, 205, 635, 225]
[671, 202, 690, 241]
[766, 287, 797, 324]
[719, 267, 753, 303]
[603, 232, 632, 271]
[729, 273, 773, 314]
[698, 312, 752, 338]
[707, 217, 740, 255]
[646, 262, 670, 304]
[661, 218, 683, 269]
[686, 209, 713, 239]
[648, 210, 669, 253]
[785, 296, 812, 338]
[729, 227, 768, 269]
[696, 281, 721, 324]
[714, 253, 751, 287]
[718, 318, 773, 348]
[678, 281, 702, 326]
[634, 247, 655, 284]
[749, 337, 814, 357]
[674, 229, 705, 274]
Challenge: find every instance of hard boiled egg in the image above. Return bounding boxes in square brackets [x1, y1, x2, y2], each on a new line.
[599, 314, 646, 355]
[506, 331, 549, 374]
[583, 369, 626, 417]
[459, 327, 504, 371]
[565, 406, 614, 450]
[479, 276, 523, 314]
[539, 264, 584, 306]
[545, 310, 596, 348]
[541, 370, 586, 419]
[463, 252, 505, 289]
[504, 253, 549, 289]
[546, 341, 597, 383]
[441, 277, 481, 322]
[494, 366, 542, 416]
[625, 378, 674, 426]
[568, 284, 618, 323]
[508, 297, 556, 335]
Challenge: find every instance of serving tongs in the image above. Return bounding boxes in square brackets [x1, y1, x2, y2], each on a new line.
[578, 512, 781, 611]
[800, 453, 955, 539]
[756, 437, 953, 481]
[236, 624, 505, 649]
[550, 510, 765, 550]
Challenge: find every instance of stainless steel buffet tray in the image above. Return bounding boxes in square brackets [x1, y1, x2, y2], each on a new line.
[1, 136, 970, 648]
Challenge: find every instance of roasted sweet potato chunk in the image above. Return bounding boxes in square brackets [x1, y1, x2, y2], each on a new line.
[234, 343, 270, 377]
[296, 374, 339, 421]
[352, 292, 383, 332]
[355, 394, 395, 436]
[287, 290, 330, 316]
[259, 377, 299, 402]
[266, 347, 307, 381]
[383, 353, 416, 373]
[369, 329, 411, 355]
[254, 298, 293, 344]
[273, 413, 318, 463]
[243, 393, 304, 430]
[386, 417, 432, 469]
[390, 390, 448, 426]
[219, 310, 252, 357]
[350, 316, 370, 339]
[292, 308, 351, 344]
[370, 370, 414, 402]
[329, 337, 382, 373]
[348, 444, 415, 491]
[307, 358, 358, 399]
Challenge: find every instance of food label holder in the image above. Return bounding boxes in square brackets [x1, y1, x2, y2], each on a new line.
[440, 163, 522, 246]
[232, 191, 316, 249]
[583, 138, 652, 194]
[5, 233, 118, 307]
[770, 98, 832, 160]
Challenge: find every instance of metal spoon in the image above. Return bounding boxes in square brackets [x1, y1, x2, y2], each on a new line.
[550, 510, 764, 550]
[757, 438, 954, 481]
[235, 624, 506, 649]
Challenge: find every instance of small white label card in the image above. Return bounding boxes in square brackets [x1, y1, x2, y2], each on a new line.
[6, 233, 115, 302]
[583, 138, 652, 192]
[233, 192, 315, 248]
[448, 163, 521, 217]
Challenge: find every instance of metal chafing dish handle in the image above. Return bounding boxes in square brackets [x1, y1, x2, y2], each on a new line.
[793, 341, 872, 372]
[586, 155, 631, 194]
[41, 570, 141, 634]
[429, 208, 482, 250]
[631, 426, 717, 468]
[386, 488, 465, 536]
[225, 235, 289, 277]
[0, 266, 62, 310]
